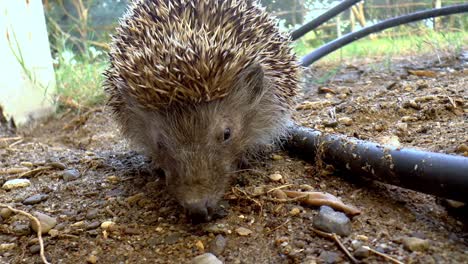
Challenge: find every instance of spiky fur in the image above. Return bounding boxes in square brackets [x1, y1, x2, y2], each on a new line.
[104, 0, 299, 217]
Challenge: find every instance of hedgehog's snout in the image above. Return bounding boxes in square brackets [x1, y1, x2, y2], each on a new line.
[183, 198, 212, 223]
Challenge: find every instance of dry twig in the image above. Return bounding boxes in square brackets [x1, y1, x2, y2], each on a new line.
[363, 246, 404, 264]
[312, 228, 360, 264]
[0, 204, 50, 264]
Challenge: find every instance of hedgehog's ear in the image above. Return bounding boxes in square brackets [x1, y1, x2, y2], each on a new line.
[237, 63, 267, 105]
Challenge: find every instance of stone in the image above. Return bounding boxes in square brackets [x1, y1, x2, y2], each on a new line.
[0, 243, 16, 252]
[354, 246, 370, 259]
[62, 169, 81, 181]
[402, 237, 429, 252]
[31, 212, 57, 234]
[338, 117, 353, 126]
[2, 179, 31, 190]
[313, 206, 351, 236]
[0, 208, 13, 220]
[208, 235, 227, 256]
[235, 227, 253, 236]
[268, 173, 283, 182]
[101, 221, 116, 230]
[319, 251, 342, 264]
[192, 253, 223, 264]
[23, 194, 48, 205]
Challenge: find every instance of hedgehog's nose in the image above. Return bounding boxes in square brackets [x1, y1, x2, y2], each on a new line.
[185, 200, 211, 224]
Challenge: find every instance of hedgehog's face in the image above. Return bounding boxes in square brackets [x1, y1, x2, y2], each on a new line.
[145, 65, 273, 223]
[154, 105, 246, 223]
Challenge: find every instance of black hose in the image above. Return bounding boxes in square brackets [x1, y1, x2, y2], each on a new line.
[291, 0, 362, 41]
[285, 126, 468, 202]
[300, 3, 468, 67]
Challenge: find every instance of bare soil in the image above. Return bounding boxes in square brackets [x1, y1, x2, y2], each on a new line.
[0, 52, 467, 264]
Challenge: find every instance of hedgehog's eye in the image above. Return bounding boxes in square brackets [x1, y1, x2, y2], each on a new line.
[223, 128, 232, 141]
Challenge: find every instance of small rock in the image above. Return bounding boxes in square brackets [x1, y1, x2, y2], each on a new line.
[101, 221, 116, 230]
[338, 117, 352, 126]
[2, 179, 31, 190]
[86, 221, 101, 230]
[456, 144, 468, 154]
[192, 253, 223, 264]
[290, 207, 301, 216]
[31, 212, 57, 234]
[106, 175, 120, 183]
[396, 122, 408, 131]
[127, 193, 145, 205]
[319, 250, 342, 264]
[268, 173, 283, 182]
[351, 240, 362, 250]
[164, 233, 182, 244]
[86, 208, 99, 220]
[48, 229, 59, 237]
[272, 189, 287, 199]
[402, 237, 429, 252]
[20, 162, 34, 168]
[0, 208, 13, 220]
[204, 224, 231, 235]
[195, 240, 205, 251]
[235, 227, 253, 236]
[271, 154, 283, 161]
[445, 199, 465, 209]
[23, 194, 48, 205]
[29, 244, 41, 254]
[62, 169, 80, 181]
[0, 243, 16, 252]
[87, 254, 98, 264]
[208, 235, 227, 256]
[252, 186, 265, 196]
[12, 223, 31, 235]
[313, 206, 351, 236]
[356, 235, 368, 241]
[354, 246, 370, 259]
[47, 162, 67, 170]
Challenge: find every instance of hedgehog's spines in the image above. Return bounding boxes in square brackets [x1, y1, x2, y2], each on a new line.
[104, 0, 299, 111]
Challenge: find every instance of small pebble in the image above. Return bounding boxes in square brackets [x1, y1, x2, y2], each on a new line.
[356, 235, 368, 241]
[351, 240, 362, 250]
[0, 208, 13, 220]
[268, 173, 283, 182]
[12, 223, 31, 235]
[354, 246, 370, 259]
[195, 240, 205, 251]
[48, 229, 59, 237]
[313, 206, 351, 236]
[31, 212, 57, 234]
[101, 221, 116, 230]
[290, 207, 301, 216]
[23, 194, 48, 205]
[2, 179, 31, 190]
[29, 244, 41, 254]
[445, 199, 465, 209]
[87, 254, 98, 264]
[456, 143, 468, 154]
[191, 253, 222, 264]
[86, 221, 101, 230]
[271, 154, 284, 161]
[208, 235, 227, 256]
[20, 162, 34, 168]
[272, 189, 287, 199]
[106, 175, 120, 183]
[319, 250, 342, 264]
[204, 224, 231, 235]
[235, 227, 253, 236]
[338, 117, 352, 126]
[86, 208, 99, 220]
[62, 169, 80, 181]
[0, 243, 16, 252]
[48, 162, 67, 170]
[396, 122, 408, 131]
[402, 237, 430, 252]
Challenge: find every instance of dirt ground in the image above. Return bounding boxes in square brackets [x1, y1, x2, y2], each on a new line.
[0, 51, 467, 264]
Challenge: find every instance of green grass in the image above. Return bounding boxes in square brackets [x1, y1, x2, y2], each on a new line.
[293, 30, 466, 63]
[54, 54, 107, 109]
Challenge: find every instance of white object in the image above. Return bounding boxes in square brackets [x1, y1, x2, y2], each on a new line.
[0, 0, 56, 125]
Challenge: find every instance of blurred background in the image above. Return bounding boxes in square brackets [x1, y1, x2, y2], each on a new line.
[1, 0, 467, 121]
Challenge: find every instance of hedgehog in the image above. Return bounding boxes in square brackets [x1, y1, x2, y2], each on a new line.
[104, 0, 300, 222]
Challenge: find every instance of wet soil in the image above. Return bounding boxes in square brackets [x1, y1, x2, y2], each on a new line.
[0, 52, 467, 263]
